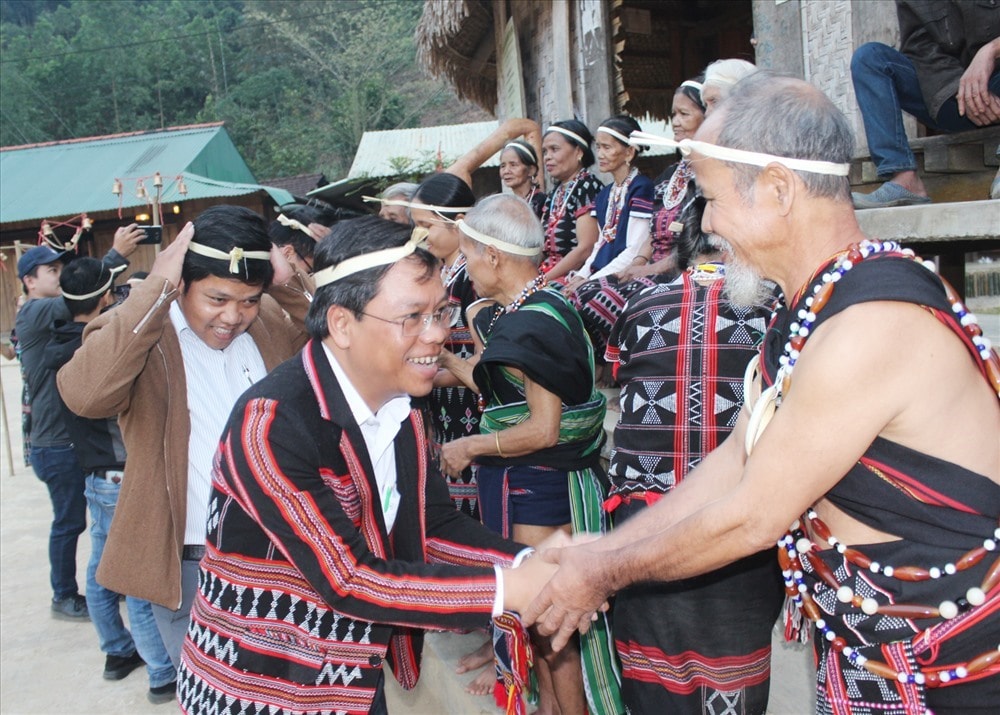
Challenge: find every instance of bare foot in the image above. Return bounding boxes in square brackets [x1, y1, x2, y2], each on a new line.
[464, 666, 497, 696]
[455, 639, 492, 674]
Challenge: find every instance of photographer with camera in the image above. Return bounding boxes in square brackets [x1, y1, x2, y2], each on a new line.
[44, 257, 177, 703]
[14, 223, 141, 624]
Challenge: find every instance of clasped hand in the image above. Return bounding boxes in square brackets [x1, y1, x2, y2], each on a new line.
[506, 533, 614, 652]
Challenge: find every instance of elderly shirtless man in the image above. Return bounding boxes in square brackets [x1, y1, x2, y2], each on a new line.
[526, 73, 1000, 713]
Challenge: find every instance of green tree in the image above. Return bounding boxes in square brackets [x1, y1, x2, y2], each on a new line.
[0, 0, 488, 180]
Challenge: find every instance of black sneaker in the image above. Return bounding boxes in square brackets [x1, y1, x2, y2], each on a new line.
[103, 650, 145, 681]
[147, 681, 177, 705]
[51, 594, 89, 621]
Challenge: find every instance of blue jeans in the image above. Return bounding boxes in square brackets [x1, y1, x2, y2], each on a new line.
[85, 474, 177, 688]
[30, 444, 86, 600]
[851, 42, 1000, 178]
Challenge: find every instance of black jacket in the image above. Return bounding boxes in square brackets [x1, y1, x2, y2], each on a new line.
[43, 319, 126, 471]
[897, 0, 1000, 119]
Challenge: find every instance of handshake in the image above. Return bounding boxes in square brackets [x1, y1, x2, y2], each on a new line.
[501, 530, 615, 651]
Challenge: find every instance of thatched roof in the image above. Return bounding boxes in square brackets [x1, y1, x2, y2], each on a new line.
[416, 0, 497, 112]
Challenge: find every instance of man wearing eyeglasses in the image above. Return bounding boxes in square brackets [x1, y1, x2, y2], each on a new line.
[174, 215, 554, 715]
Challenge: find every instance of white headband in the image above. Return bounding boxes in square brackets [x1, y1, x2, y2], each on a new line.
[312, 227, 429, 288]
[362, 195, 473, 222]
[596, 126, 632, 145]
[276, 213, 315, 238]
[186, 242, 272, 274]
[455, 219, 541, 257]
[680, 80, 704, 93]
[628, 131, 850, 176]
[61, 264, 127, 301]
[503, 142, 537, 164]
[545, 125, 589, 149]
[363, 195, 410, 208]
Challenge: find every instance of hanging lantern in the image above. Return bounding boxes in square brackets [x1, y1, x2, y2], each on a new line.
[177, 177, 188, 196]
[112, 179, 123, 195]
[153, 171, 163, 188]
[136, 181, 148, 200]
[81, 215, 93, 230]
[41, 221, 55, 237]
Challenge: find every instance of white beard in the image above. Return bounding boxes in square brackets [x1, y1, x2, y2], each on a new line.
[710, 236, 773, 307]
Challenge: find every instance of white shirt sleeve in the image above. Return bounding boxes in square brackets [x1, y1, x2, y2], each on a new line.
[491, 548, 536, 616]
[576, 237, 603, 279]
[589, 213, 652, 280]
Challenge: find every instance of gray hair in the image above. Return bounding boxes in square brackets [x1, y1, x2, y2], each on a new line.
[716, 72, 853, 202]
[464, 194, 544, 268]
[703, 59, 757, 95]
[382, 182, 419, 201]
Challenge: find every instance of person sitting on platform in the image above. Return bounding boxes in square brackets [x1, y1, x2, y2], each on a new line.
[851, 0, 1000, 208]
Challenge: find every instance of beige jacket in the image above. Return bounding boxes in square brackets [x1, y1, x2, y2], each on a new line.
[57, 275, 309, 608]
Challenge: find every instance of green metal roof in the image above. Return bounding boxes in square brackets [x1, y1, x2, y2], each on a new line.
[0, 124, 291, 224]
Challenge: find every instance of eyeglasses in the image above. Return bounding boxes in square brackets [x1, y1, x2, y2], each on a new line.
[359, 304, 461, 337]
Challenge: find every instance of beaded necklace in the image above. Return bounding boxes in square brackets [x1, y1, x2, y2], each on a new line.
[543, 169, 586, 260]
[655, 160, 693, 211]
[760, 239, 1000, 689]
[441, 254, 465, 289]
[487, 273, 547, 335]
[779, 524, 1000, 688]
[687, 261, 724, 284]
[600, 166, 638, 244]
[477, 274, 547, 413]
[745, 239, 1000, 455]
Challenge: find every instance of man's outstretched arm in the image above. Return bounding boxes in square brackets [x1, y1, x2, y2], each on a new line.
[524, 302, 918, 650]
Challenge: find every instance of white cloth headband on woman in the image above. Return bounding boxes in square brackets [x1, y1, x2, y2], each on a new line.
[455, 219, 541, 257]
[503, 142, 537, 164]
[61, 264, 127, 301]
[362, 195, 473, 222]
[545, 125, 589, 149]
[596, 126, 632, 145]
[628, 131, 850, 176]
[312, 227, 429, 288]
[186, 242, 272, 274]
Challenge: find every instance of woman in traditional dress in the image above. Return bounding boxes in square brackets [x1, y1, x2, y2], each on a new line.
[562, 116, 655, 357]
[562, 115, 654, 291]
[619, 77, 708, 284]
[563, 75, 710, 356]
[539, 119, 604, 280]
[604, 195, 782, 715]
[499, 139, 546, 218]
[440, 194, 624, 715]
[427, 119, 546, 695]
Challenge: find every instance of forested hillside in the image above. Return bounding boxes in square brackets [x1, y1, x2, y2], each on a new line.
[0, 0, 489, 179]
